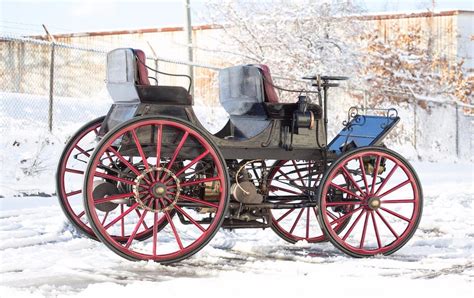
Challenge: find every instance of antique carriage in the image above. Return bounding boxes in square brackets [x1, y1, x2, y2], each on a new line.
[56, 48, 423, 263]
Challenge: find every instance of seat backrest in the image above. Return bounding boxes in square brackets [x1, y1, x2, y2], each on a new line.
[133, 49, 150, 85]
[219, 65, 266, 116]
[106, 48, 139, 102]
[253, 64, 279, 103]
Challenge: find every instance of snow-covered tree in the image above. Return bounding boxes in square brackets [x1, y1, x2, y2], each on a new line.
[204, 0, 472, 106]
[205, 0, 367, 96]
[360, 23, 473, 105]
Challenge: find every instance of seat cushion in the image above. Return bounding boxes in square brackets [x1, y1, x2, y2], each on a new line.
[133, 49, 150, 85]
[136, 85, 192, 105]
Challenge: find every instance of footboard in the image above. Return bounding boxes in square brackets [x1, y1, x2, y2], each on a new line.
[328, 107, 399, 155]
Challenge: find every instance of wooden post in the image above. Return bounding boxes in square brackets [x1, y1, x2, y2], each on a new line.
[184, 0, 194, 96]
[43, 24, 56, 132]
[455, 102, 459, 157]
[48, 44, 55, 132]
[413, 96, 417, 150]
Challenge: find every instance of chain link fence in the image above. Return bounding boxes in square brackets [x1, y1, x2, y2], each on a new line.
[1, 36, 472, 161]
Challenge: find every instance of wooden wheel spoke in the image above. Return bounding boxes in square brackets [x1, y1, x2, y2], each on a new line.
[329, 182, 364, 200]
[162, 202, 183, 250]
[276, 208, 295, 222]
[374, 164, 399, 196]
[101, 211, 110, 225]
[371, 211, 382, 249]
[289, 208, 305, 234]
[270, 185, 302, 195]
[104, 203, 139, 230]
[152, 200, 159, 256]
[380, 206, 411, 222]
[65, 168, 84, 175]
[131, 129, 153, 179]
[167, 131, 189, 171]
[382, 199, 416, 204]
[74, 145, 91, 157]
[359, 211, 370, 249]
[172, 176, 220, 188]
[66, 189, 82, 197]
[125, 207, 149, 249]
[370, 156, 381, 195]
[342, 209, 365, 241]
[135, 209, 150, 230]
[329, 206, 362, 226]
[375, 209, 399, 239]
[340, 166, 365, 196]
[358, 156, 369, 193]
[305, 208, 310, 239]
[155, 124, 163, 169]
[106, 147, 143, 179]
[170, 150, 210, 180]
[178, 194, 219, 208]
[324, 209, 337, 221]
[326, 201, 362, 207]
[94, 192, 134, 205]
[378, 180, 411, 198]
[292, 161, 306, 187]
[174, 205, 207, 232]
[94, 171, 136, 186]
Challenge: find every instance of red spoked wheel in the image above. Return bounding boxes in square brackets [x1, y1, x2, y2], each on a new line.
[83, 116, 229, 263]
[56, 116, 160, 242]
[267, 160, 351, 243]
[56, 116, 104, 239]
[267, 160, 326, 243]
[317, 147, 423, 257]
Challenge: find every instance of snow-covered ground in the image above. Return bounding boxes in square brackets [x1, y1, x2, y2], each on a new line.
[0, 160, 472, 298]
[1, 92, 472, 297]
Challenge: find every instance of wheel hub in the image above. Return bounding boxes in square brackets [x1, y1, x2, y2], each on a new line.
[151, 182, 167, 198]
[132, 166, 181, 213]
[367, 196, 381, 210]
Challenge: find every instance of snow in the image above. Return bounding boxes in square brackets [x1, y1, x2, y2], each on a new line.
[0, 92, 227, 197]
[1, 86, 473, 298]
[0, 160, 472, 297]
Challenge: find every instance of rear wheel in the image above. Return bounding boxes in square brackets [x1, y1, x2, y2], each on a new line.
[83, 116, 229, 263]
[56, 116, 161, 241]
[56, 116, 104, 239]
[317, 147, 423, 257]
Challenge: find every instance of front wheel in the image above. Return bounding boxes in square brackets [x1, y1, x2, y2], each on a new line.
[83, 116, 229, 264]
[317, 147, 423, 257]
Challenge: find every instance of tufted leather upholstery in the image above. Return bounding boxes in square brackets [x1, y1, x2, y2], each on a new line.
[254, 64, 279, 103]
[133, 49, 151, 86]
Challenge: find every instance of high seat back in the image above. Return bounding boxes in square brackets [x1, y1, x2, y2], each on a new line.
[134, 49, 151, 86]
[218, 65, 272, 139]
[254, 64, 279, 103]
[106, 48, 152, 102]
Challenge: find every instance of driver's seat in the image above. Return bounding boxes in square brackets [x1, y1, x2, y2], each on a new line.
[218, 64, 273, 139]
[252, 64, 279, 103]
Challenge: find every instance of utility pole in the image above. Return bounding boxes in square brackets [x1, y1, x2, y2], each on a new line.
[184, 0, 194, 96]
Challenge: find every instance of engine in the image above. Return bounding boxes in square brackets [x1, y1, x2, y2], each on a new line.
[229, 160, 265, 204]
[221, 160, 272, 228]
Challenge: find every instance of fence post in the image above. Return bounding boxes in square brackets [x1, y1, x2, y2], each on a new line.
[184, 0, 194, 97]
[413, 96, 417, 150]
[455, 101, 459, 158]
[363, 90, 367, 110]
[48, 43, 55, 132]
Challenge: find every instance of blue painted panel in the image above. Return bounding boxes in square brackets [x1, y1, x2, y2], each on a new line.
[328, 115, 398, 155]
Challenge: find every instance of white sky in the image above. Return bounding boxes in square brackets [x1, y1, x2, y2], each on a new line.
[0, 0, 473, 36]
